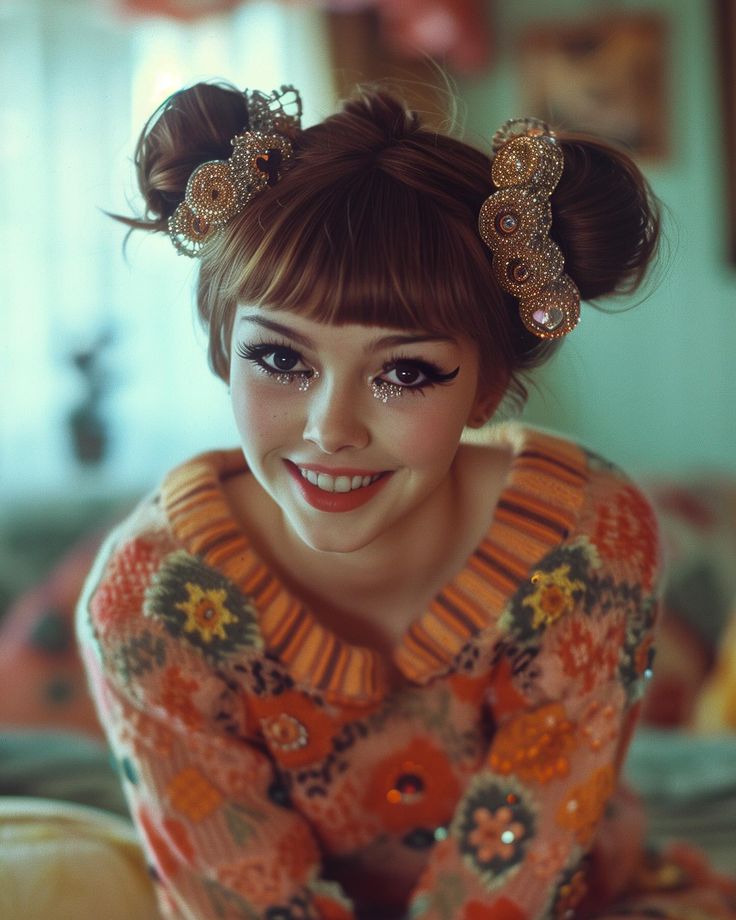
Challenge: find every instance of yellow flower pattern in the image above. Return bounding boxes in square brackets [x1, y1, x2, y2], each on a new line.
[175, 582, 237, 643]
[523, 565, 585, 629]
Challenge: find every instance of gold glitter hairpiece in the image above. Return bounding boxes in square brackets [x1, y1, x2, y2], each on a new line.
[478, 117, 580, 339]
[168, 85, 303, 257]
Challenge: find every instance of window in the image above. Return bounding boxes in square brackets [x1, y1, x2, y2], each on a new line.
[0, 0, 334, 499]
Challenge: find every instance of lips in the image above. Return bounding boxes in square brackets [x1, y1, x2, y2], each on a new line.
[285, 461, 392, 513]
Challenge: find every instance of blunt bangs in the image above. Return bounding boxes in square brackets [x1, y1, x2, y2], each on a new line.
[215, 165, 509, 347]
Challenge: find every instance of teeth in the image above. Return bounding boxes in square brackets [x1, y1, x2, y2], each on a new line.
[299, 468, 381, 493]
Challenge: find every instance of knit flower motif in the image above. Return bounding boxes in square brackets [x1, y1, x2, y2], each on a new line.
[467, 805, 526, 862]
[364, 736, 461, 835]
[503, 542, 596, 643]
[144, 550, 262, 661]
[454, 775, 535, 890]
[593, 484, 658, 591]
[555, 610, 626, 694]
[488, 702, 577, 784]
[523, 564, 585, 629]
[246, 689, 339, 769]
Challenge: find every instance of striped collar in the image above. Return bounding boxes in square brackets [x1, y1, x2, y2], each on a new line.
[161, 425, 588, 705]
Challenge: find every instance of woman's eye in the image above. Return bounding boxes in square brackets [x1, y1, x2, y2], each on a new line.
[235, 341, 312, 378]
[381, 362, 429, 388]
[263, 348, 304, 373]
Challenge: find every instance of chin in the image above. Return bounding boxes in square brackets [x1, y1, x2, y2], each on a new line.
[286, 512, 382, 556]
[295, 527, 376, 556]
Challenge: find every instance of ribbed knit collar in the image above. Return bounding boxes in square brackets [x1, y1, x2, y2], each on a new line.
[161, 424, 588, 705]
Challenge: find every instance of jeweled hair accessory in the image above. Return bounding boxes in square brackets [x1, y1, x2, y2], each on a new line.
[168, 85, 303, 256]
[478, 117, 580, 339]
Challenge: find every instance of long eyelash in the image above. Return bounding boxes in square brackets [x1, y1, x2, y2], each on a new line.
[384, 355, 460, 385]
[372, 357, 460, 402]
[234, 341, 317, 391]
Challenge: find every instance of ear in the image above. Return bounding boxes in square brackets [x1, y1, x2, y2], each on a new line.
[466, 384, 502, 429]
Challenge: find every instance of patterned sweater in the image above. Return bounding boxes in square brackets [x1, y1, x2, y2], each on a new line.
[78, 425, 664, 920]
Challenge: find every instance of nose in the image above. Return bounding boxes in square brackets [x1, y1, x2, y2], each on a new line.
[302, 377, 370, 454]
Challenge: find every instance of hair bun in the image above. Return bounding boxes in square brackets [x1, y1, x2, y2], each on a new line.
[551, 135, 660, 301]
[118, 82, 250, 234]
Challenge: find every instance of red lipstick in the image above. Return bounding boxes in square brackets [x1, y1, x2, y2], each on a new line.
[285, 461, 391, 513]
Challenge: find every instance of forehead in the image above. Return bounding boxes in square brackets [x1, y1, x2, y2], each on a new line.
[235, 306, 462, 351]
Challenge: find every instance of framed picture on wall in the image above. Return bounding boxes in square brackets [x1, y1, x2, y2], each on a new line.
[518, 13, 669, 160]
[716, 0, 736, 263]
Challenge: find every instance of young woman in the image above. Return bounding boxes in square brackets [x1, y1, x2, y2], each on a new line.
[77, 82, 736, 919]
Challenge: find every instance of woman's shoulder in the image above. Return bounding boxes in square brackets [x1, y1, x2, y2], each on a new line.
[76, 450, 239, 642]
[465, 424, 660, 588]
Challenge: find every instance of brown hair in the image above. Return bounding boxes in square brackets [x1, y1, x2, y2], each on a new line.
[120, 81, 661, 404]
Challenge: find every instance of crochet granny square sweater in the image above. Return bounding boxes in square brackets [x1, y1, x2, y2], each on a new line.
[77, 425, 734, 920]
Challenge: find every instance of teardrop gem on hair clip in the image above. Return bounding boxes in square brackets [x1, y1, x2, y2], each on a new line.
[519, 276, 581, 340]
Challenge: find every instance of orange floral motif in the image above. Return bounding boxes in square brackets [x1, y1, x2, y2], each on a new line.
[468, 805, 526, 863]
[364, 737, 461, 833]
[167, 766, 223, 822]
[489, 703, 576, 784]
[523, 565, 585, 628]
[556, 765, 616, 845]
[593, 486, 658, 591]
[246, 690, 338, 769]
[160, 665, 203, 730]
[556, 613, 626, 693]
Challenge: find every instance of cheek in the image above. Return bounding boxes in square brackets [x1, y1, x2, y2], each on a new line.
[387, 404, 468, 471]
[230, 377, 294, 445]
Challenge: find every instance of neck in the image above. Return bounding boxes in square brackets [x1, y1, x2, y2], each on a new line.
[276, 466, 463, 603]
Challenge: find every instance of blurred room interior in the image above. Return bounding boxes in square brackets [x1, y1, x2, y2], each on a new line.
[1, 0, 736, 876]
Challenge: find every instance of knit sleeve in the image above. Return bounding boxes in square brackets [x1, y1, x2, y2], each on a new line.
[77, 530, 355, 920]
[407, 477, 660, 920]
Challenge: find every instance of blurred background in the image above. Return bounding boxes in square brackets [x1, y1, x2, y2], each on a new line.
[1, 0, 736, 870]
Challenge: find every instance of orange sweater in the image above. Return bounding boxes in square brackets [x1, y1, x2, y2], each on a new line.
[76, 425, 733, 920]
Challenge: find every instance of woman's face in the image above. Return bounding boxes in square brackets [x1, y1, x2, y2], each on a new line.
[228, 306, 498, 555]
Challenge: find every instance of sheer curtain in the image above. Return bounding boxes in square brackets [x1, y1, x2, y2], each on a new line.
[0, 0, 335, 501]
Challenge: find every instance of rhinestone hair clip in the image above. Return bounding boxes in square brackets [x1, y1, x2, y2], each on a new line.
[168, 85, 303, 257]
[478, 117, 581, 339]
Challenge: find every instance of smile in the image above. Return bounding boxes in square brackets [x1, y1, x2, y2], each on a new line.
[285, 461, 392, 513]
[297, 468, 383, 493]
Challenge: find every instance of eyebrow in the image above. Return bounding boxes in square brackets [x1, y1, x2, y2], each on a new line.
[237, 315, 456, 351]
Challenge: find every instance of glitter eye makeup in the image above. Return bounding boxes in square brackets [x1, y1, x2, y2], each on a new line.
[235, 340, 459, 401]
[371, 359, 460, 402]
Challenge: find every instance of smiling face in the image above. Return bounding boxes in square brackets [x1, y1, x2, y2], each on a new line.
[228, 306, 500, 555]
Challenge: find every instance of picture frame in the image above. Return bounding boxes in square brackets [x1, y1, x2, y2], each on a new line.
[518, 13, 669, 161]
